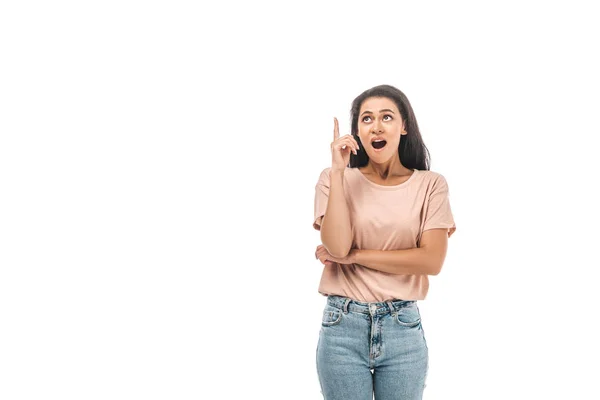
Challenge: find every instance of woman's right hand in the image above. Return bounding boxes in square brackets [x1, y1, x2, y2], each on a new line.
[331, 117, 359, 172]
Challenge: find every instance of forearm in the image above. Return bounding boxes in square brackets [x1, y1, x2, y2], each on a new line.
[320, 170, 353, 258]
[350, 248, 442, 275]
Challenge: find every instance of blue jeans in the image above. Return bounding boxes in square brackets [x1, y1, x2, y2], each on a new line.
[316, 295, 429, 400]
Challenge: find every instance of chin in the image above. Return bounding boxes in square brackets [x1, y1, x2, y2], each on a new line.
[369, 151, 388, 158]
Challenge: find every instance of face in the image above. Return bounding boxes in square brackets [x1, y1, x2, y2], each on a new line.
[357, 96, 406, 161]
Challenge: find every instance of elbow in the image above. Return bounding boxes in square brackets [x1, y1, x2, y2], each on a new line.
[421, 246, 446, 276]
[323, 242, 351, 259]
[320, 238, 351, 258]
[428, 259, 445, 276]
[329, 248, 351, 259]
[320, 229, 352, 259]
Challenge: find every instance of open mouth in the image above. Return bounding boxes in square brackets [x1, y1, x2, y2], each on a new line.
[372, 140, 387, 149]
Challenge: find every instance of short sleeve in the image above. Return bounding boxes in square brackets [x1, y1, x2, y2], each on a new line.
[422, 174, 456, 238]
[313, 168, 331, 230]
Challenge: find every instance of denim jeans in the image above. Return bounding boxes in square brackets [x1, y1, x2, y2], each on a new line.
[316, 295, 429, 400]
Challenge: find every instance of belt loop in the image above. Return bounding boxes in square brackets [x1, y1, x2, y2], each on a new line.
[343, 298, 350, 314]
[385, 300, 396, 316]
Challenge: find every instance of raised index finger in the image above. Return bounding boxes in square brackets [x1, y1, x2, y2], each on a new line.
[333, 117, 339, 140]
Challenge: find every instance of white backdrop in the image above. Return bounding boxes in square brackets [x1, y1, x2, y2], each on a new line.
[1, 1, 599, 399]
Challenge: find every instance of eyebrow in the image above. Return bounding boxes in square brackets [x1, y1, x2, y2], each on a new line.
[360, 109, 396, 117]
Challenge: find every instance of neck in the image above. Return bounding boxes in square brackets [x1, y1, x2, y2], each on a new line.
[364, 157, 411, 179]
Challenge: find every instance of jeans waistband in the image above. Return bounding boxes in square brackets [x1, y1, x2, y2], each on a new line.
[327, 295, 416, 315]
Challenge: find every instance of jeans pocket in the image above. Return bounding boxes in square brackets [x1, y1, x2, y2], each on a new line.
[321, 305, 343, 327]
[394, 304, 421, 327]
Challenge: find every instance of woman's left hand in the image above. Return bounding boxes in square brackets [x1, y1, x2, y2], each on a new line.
[315, 244, 355, 266]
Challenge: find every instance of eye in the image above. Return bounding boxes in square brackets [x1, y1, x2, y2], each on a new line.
[362, 116, 372, 122]
[383, 114, 393, 121]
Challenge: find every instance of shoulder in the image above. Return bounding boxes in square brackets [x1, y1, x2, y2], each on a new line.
[416, 170, 451, 192]
[319, 167, 331, 178]
[418, 169, 448, 183]
[316, 167, 356, 184]
[316, 167, 331, 186]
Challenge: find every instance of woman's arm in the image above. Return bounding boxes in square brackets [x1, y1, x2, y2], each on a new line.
[349, 229, 449, 275]
[320, 170, 353, 258]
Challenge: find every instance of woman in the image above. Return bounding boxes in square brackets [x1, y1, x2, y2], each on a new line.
[313, 84, 456, 400]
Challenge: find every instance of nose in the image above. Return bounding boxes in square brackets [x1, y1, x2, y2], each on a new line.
[372, 120, 383, 134]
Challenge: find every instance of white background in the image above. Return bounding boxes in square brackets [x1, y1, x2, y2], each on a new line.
[1, 1, 599, 399]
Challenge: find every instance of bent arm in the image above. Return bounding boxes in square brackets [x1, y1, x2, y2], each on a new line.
[349, 229, 449, 275]
[320, 170, 353, 258]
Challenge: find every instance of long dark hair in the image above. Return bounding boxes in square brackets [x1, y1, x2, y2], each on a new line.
[349, 85, 430, 171]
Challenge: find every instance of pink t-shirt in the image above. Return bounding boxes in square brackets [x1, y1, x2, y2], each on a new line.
[313, 166, 456, 302]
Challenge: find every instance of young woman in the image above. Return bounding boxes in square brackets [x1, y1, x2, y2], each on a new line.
[313, 84, 456, 400]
